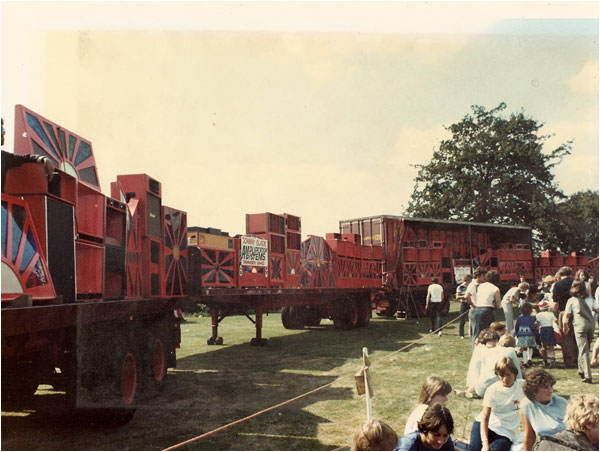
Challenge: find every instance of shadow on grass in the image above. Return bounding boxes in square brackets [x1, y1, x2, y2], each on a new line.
[0, 314, 445, 451]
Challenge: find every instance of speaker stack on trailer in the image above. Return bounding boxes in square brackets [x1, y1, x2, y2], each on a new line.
[1, 194, 57, 303]
[162, 206, 187, 297]
[104, 192, 127, 300]
[9, 105, 102, 302]
[187, 227, 237, 290]
[116, 175, 164, 298]
[246, 212, 286, 288]
[282, 213, 301, 288]
[301, 235, 336, 288]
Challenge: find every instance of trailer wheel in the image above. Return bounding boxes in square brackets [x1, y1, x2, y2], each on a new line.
[333, 299, 358, 330]
[281, 306, 305, 329]
[281, 307, 292, 329]
[305, 307, 322, 327]
[112, 340, 142, 407]
[144, 332, 167, 394]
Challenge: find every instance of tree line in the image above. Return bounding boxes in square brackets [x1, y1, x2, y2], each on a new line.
[405, 102, 599, 257]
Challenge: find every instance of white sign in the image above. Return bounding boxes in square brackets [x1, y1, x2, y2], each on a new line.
[240, 235, 268, 267]
[453, 266, 472, 283]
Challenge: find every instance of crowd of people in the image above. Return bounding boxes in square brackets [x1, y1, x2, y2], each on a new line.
[350, 266, 599, 451]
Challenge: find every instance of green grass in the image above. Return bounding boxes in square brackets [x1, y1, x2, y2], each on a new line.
[1, 303, 598, 450]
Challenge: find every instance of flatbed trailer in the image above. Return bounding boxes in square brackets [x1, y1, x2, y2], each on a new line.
[188, 287, 376, 346]
[1, 296, 181, 424]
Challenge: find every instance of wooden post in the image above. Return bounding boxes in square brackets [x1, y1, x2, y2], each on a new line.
[363, 347, 372, 421]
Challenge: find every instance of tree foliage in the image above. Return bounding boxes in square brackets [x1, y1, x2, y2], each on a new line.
[405, 103, 575, 251]
[537, 190, 599, 257]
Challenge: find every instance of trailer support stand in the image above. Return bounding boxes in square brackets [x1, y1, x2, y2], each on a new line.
[250, 305, 267, 346]
[207, 307, 223, 345]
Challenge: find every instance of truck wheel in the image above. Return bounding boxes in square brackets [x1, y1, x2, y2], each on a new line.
[281, 307, 292, 329]
[144, 332, 167, 394]
[333, 299, 358, 330]
[282, 306, 305, 329]
[356, 300, 371, 327]
[305, 307, 321, 327]
[112, 340, 142, 407]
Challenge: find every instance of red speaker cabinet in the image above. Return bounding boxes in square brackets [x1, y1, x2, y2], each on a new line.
[77, 181, 105, 243]
[116, 175, 163, 298]
[188, 246, 237, 290]
[162, 206, 188, 297]
[1, 194, 57, 302]
[104, 197, 127, 300]
[246, 212, 285, 235]
[285, 249, 302, 288]
[76, 240, 104, 300]
[14, 104, 101, 191]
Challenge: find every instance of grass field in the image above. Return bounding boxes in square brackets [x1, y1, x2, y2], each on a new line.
[1, 302, 598, 451]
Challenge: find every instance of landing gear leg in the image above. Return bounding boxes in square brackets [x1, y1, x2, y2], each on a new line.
[207, 307, 224, 345]
[250, 306, 267, 346]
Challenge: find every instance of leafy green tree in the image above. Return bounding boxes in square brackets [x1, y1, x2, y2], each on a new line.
[538, 190, 599, 257]
[405, 103, 572, 251]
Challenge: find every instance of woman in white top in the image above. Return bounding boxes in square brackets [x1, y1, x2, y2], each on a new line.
[501, 282, 528, 334]
[404, 375, 452, 435]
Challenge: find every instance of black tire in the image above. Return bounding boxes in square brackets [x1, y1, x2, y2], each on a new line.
[333, 299, 358, 330]
[143, 330, 168, 394]
[348, 300, 359, 329]
[356, 300, 371, 327]
[281, 307, 293, 329]
[281, 306, 306, 329]
[215, 336, 224, 345]
[111, 339, 142, 409]
[207, 337, 216, 345]
[305, 307, 322, 327]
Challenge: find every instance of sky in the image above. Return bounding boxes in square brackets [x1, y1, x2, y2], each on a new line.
[1, 1, 598, 238]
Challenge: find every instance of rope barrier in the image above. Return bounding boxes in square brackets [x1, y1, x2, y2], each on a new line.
[163, 308, 471, 451]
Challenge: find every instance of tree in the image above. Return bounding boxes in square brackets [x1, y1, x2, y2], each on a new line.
[405, 103, 572, 251]
[537, 190, 599, 257]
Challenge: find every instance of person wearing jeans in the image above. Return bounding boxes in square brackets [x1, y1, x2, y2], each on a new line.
[456, 275, 473, 339]
[472, 270, 501, 345]
[426, 277, 444, 335]
[469, 357, 525, 451]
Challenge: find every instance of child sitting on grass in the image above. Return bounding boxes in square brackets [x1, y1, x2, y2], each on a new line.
[352, 419, 398, 451]
[395, 403, 456, 451]
[514, 302, 539, 368]
[536, 300, 557, 368]
[468, 357, 525, 451]
[404, 376, 452, 434]
[458, 330, 499, 399]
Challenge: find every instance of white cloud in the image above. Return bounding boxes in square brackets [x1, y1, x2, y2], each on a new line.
[569, 60, 599, 96]
[390, 125, 450, 174]
[544, 119, 599, 195]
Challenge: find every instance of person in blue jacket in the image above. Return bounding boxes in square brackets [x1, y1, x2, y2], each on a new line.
[395, 403, 455, 451]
